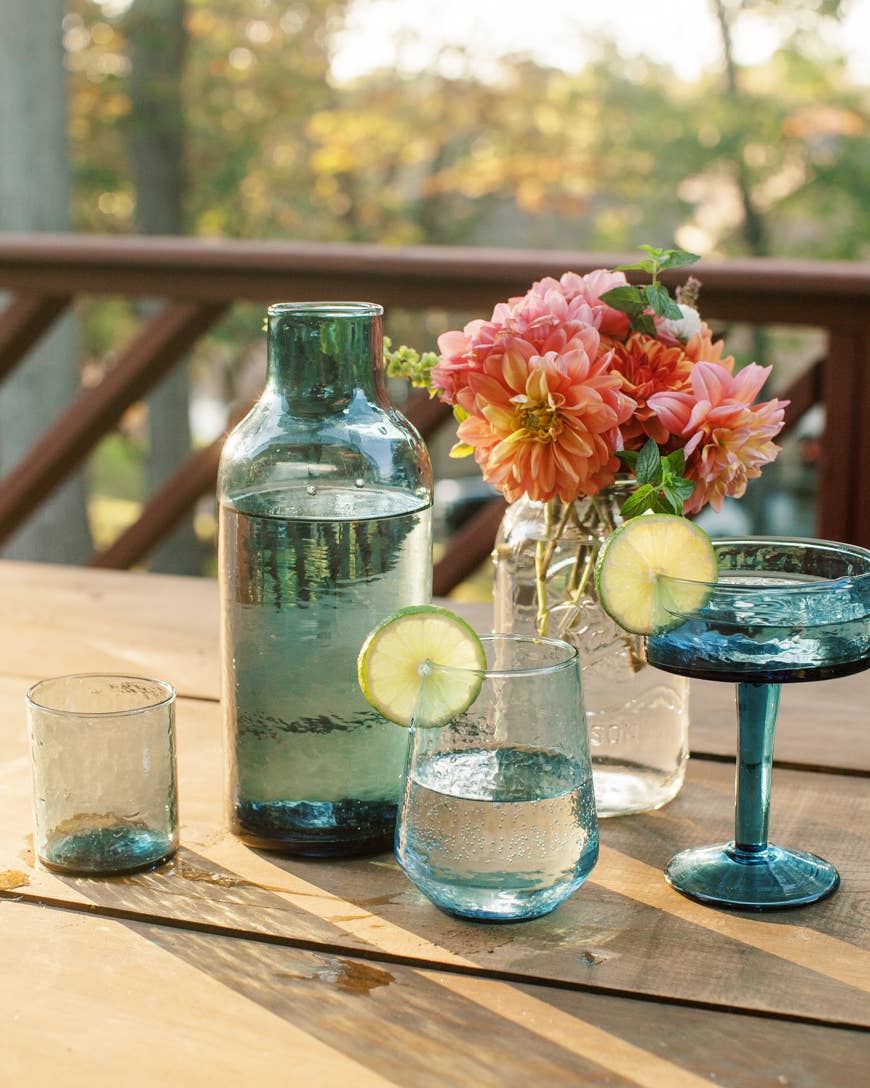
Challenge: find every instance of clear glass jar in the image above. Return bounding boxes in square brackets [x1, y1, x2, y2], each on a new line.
[493, 483, 688, 817]
[218, 302, 433, 856]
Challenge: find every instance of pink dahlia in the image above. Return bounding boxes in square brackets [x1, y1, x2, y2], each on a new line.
[648, 362, 788, 514]
[453, 344, 635, 504]
[432, 308, 603, 407]
[684, 322, 735, 371]
[430, 268, 630, 404]
[527, 269, 632, 340]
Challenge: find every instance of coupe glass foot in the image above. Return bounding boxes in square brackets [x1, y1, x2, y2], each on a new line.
[665, 841, 840, 910]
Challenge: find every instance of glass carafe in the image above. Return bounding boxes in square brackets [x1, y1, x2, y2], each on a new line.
[218, 302, 433, 856]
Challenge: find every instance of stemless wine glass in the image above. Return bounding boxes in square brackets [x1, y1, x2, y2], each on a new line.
[395, 634, 599, 922]
[646, 538, 870, 910]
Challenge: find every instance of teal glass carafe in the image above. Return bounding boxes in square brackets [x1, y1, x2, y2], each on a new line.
[218, 302, 433, 856]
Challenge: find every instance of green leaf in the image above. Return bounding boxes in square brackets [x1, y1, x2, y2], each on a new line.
[662, 448, 686, 476]
[600, 285, 646, 315]
[631, 313, 658, 337]
[657, 249, 701, 271]
[453, 404, 470, 423]
[649, 492, 672, 514]
[616, 450, 639, 467]
[661, 477, 696, 513]
[614, 259, 656, 275]
[635, 439, 662, 486]
[620, 484, 657, 520]
[645, 284, 682, 320]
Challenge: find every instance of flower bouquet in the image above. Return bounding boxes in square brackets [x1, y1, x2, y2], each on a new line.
[388, 245, 788, 815]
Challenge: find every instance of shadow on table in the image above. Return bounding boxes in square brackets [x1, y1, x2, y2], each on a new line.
[119, 918, 642, 1088]
[25, 754, 867, 1029]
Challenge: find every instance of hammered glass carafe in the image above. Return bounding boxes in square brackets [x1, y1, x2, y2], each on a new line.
[218, 302, 433, 856]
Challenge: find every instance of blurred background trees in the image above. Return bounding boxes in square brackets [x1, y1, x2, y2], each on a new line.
[5, 0, 868, 572]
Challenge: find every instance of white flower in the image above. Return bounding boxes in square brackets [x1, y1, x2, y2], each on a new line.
[659, 304, 702, 343]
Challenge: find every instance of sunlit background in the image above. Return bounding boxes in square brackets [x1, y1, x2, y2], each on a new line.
[7, 0, 870, 585]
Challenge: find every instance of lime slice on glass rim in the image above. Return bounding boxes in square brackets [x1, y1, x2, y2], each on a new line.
[594, 514, 718, 635]
[357, 605, 487, 728]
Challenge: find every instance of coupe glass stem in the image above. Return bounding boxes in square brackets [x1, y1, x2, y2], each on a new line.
[733, 682, 781, 853]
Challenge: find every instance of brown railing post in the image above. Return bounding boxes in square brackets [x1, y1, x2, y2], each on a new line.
[778, 359, 824, 439]
[819, 329, 865, 545]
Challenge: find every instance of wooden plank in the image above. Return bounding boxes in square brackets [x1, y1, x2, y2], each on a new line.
[1, 685, 868, 1026]
[688, 672, 870, 774]
[0, 562, 219, 699]
[3, 900, 863, 1088]
[2, 562, 868, 773]
[0, 301, 225, 545]
[0, 292, 71, 381]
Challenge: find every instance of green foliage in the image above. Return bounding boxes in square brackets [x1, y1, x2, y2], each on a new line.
[618, 440, 696, 518]
[383, 337, 440, 388]
[602, 245, 700, 334]
[66, 2, 870, 257]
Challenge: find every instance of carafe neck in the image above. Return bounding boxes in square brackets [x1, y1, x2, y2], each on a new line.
[266, 302, 385, 410]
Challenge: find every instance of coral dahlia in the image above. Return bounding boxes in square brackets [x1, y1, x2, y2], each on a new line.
[453, 344, 635, 504]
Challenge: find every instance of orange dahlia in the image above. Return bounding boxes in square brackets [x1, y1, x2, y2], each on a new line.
[609, 333, 696, 449]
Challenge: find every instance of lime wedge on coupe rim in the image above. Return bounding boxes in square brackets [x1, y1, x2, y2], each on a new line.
[357, 605, 487, 728]
[594, 514, 718, 635]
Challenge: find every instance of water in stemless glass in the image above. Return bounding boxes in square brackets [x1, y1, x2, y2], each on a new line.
[27, 674, 178, 875]
[395, 635, 599, 922]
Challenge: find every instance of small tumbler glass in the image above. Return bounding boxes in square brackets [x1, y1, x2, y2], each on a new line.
[396, 635, 599, 922]
[27, 674, 178, 875]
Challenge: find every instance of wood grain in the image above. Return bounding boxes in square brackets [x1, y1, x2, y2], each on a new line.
[0, 561, 219, 699]
[2, 683, 867, 1026]
[0, 562, 867, 771]
[447, 600, 870, 773]
[2, 899, 866, 1088]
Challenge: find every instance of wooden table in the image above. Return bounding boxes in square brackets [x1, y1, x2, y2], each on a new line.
[1, 560, 867, 1086]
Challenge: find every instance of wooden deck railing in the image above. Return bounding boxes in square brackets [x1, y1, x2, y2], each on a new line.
[1, 233, 869, 590]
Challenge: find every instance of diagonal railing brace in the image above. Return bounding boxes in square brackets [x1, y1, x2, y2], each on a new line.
[0, 293, 72, 382]
[0, 299, 226, 546]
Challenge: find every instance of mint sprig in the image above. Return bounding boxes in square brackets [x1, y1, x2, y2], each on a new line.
[601, 245, 700, 336]
[617, 439, 696, 518]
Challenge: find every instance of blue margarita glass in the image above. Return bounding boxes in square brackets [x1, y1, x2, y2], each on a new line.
[645, 537, 870, 911]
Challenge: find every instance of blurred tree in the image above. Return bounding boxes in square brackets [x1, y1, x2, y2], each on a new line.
[54, 0, 867, 565]
[0, 0, 92, 563]
[124, 0, 200, 575]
